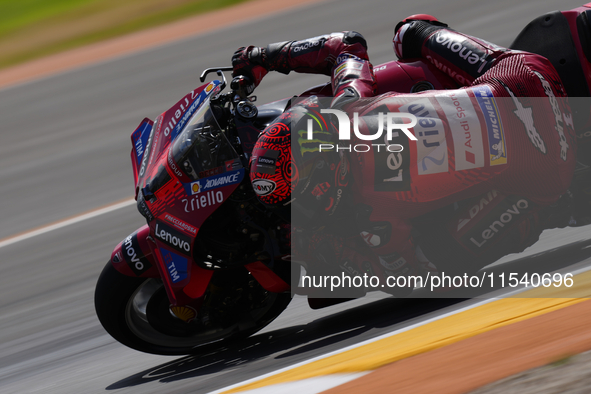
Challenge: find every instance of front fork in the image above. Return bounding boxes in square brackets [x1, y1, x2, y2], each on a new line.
[109, 225, 290, 321]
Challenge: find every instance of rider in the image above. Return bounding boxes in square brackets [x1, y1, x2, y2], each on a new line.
[232, 9, 585, 294]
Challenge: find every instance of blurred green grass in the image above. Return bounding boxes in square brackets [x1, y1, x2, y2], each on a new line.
[0, 0, 251, 68]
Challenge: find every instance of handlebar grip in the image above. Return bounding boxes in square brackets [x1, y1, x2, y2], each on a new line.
[231, 75, 255, 99]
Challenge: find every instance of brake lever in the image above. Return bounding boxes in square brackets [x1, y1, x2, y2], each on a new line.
[216, 70, 227, 92]
[199, 66, 233, 82]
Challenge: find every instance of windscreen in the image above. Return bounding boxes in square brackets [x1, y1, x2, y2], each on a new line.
[170, 98, 240, 181]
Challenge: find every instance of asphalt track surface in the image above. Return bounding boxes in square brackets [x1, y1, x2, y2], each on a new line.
[0, 0, 589, 393]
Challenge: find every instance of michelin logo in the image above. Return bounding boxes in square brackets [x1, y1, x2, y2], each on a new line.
[473, 85, 507, 166]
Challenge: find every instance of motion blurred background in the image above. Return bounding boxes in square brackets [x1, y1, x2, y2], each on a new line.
[0, 0, 250, 68]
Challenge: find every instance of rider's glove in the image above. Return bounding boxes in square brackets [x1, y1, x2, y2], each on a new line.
[231, 46, 269, 89]
[394, 14, 447, 35]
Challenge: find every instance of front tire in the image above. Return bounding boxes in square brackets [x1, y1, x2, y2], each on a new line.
[94, 262, 291, 355]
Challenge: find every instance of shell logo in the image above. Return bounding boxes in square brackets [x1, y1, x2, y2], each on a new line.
[191, 181, 201, 194]
[170, 306, 197, 322]
[205, 82, 215, 93]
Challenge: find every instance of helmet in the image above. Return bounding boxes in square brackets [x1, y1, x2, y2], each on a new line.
[250, 99, 349, 228]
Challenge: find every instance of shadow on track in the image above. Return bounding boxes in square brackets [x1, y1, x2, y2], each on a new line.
[106, 297, 466, 391]
[106, 237, 591, 392]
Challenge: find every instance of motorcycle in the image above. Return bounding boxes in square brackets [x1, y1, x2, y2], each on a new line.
[93, 57, 461, 355]
[94, 13, 584, 355]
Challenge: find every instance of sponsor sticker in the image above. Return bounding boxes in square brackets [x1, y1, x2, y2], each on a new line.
[473, 85, 507, 166]
[161, 249, 188, 283]
[455, 190, 500, 232]
[154, 221, 192, 255]
[333, 59, 364, 78]
[335, 53, 361, 63]
[253, 149, 280, 175]
[112, 251, 122, 264]
[186, 169, 243, 195]
[190, 181, 202, 194]
[139, 117, 157, 178]
[435, 90, 484, 170]
[400, 98, 448, 175]
[367, 105, 411, 192]
[198, 166, 224, 179]
[459, 196, 533, 252]
[225, 158, 242, 171]
[167, 152, 183, 178]
[252, 179, 277, 196]
[430, 30, 491, 77]
[170, 305, 197, 322]
[131, 120, 152, 168]
[163, 213, 197, 236]
[182, 190, 225, 212]
[137, 198, 155, 222]
[164, 82, 219, 141]
[291, 36, 327, 57]
[123, 234, 152, 276]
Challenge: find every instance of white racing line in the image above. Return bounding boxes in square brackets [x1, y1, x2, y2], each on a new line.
[0, 199, 135, 249]
[209, 260, 591, 394]
[207, 298, 505, 394]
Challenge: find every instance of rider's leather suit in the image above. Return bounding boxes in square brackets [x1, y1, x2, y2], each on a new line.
[238, 17, 577, 291]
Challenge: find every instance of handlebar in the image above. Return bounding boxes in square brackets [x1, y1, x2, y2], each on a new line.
[199, 66, 233, 82]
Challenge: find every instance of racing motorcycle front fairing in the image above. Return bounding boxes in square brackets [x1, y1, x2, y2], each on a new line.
[109, 79, 290, 320]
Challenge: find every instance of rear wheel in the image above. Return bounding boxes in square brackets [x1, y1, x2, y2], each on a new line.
[94, 262, 291, 355]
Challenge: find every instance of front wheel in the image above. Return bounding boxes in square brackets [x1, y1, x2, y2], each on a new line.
[94, 262, 291, 355]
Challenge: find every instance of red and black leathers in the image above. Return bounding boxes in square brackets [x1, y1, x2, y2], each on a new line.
[238, 20, 577, 288]
[232, 32, 377, 106]
[380, 20, 576, 274]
